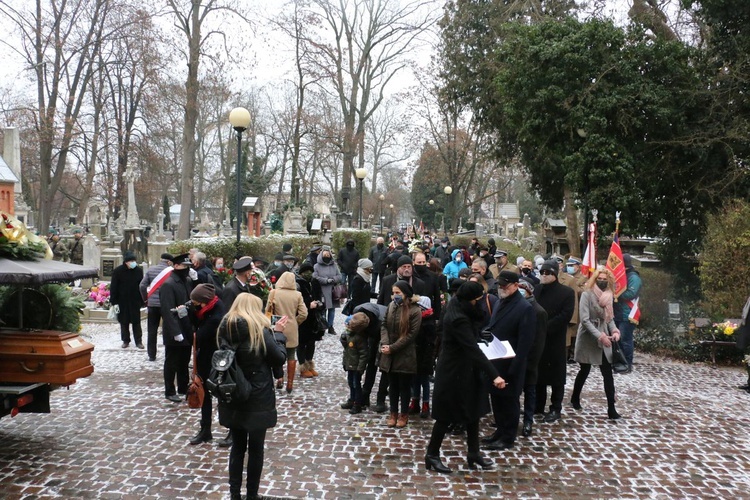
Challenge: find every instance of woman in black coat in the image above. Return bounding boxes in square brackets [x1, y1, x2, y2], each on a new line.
[426, 282, 506, 474]
[187, 284, 225, 445]
[109, 252, 144, 348]
[348, 259, 377, 310]
[296, 263, 324, 377]
[217, 293, 288, 500]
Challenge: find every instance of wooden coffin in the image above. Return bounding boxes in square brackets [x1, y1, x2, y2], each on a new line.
[0, 330, 94, 385]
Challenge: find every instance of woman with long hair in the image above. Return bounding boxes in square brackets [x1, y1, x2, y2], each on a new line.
[379, 280, 422, 428]
[570, 266, 622, 420]
[426, 281, 505, 474]
[218, 294, 288, 500]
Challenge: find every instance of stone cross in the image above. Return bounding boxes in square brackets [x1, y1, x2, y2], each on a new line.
[124, 166, 140, 228]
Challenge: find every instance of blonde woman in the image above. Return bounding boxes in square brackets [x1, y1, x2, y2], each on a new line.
[266, 271, 308, 393]
[217, 294, 288, 500]
[570, 267, 622, 420]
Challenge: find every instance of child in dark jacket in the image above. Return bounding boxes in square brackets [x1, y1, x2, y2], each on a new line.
[340, 312, 370, 414]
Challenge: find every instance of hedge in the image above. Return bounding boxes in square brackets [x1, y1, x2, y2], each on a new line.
[168, 234, 321, 264]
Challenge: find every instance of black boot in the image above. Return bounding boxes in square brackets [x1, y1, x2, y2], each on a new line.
[217, 429, 233, 448]
[189, 426, 213, 445]
[425, 454, 452, 474]
[467, 453, 493, 470]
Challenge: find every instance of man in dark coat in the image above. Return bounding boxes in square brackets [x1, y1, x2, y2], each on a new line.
[383, 244, 405, 275]
[223, 257, 253, 309]
[139, 253, 173, 361]
[533, 259, 575, 423]
[368, 237, 387, 294]
[268, 254, 297, 286]
[337, 239, 360, 296]
[482, 271, 536, 450]
[110, 251, 145, 349]
[159, 253, 194, 403]
[518, 277, 547, 437]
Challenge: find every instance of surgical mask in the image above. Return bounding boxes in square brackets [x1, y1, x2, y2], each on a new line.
[441, 243, 447, 248]
[274, 261, 281, 266]
[519, 288, 528, 298]
[566, 266, 575, 275]
[455, 256, 462, 262]
[285, 261, 295, 269]
[393, 295, 403, 305]
[596, 281, 608, 291]
[127, 261, 137, 269]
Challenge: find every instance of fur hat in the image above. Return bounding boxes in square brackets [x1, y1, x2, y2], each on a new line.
[190, 283, 216, 303]
[456, 281, 485, 301]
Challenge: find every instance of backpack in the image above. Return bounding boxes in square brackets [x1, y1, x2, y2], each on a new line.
[205, 344, 251, 404]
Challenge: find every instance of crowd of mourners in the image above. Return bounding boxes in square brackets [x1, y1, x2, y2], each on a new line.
[109, 233, 642, 498]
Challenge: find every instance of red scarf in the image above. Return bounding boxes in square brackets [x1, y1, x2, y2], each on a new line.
[196, 295, 219, 321]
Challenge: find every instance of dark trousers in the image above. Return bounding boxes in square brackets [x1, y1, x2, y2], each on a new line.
[411, 374, 430, 403]
[371, 272, 385, 294]
[119, 320, 143, 344]
[388, 372, 412, 414]
[346, 273, 356, 298]
[362, 336, 380, 399]
[146, 306, 162, 360]
[427, 419, 480, 456]
[572, 353, 616, 409]
[617, 320, 636, 367]
[490, 385, 522, 444]
[522, 384, 536, 424]
[347, 370, 363, 403]
[535, 383, 565, 413]
[296, 338, 316, 365]
[164, 345, 191, 396]
[228, 428, 266, 497]
[376, 371, 389, 404]
[197, 363, 213, 429]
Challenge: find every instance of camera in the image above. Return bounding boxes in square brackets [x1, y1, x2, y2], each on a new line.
[271, 315, 283, 326]
[170, 301, 194, 318]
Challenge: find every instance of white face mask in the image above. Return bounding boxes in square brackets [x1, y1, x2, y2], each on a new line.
[127, 261, 137, 269]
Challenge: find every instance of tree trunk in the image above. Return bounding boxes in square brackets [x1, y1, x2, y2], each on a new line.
[563, 185, 581, 258]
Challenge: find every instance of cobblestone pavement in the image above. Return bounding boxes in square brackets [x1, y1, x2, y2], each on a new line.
[2, 311, 750, 499]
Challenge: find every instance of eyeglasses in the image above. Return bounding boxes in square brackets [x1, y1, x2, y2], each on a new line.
[539, 270, 554, 276]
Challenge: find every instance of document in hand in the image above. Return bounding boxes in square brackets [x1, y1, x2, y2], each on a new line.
[477, 337, 516, 360]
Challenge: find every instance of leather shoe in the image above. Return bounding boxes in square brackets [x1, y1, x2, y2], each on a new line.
[166, 394, 182, 403]
[543, 410, 561, 423]
[121, 342, 129, 348]
[217, 430, 233, 448]
[521, 421, 533, 437]
[483, 439, 514, 451]
[136, 343, 145, 349]
[480, 431, 500, 444]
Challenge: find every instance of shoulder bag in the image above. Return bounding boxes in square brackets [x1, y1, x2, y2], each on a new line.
[186, 334, 205, 409]
[611, 340, 629, 373]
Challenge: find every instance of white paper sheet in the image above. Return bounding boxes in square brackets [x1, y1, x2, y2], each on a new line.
[477, 337, 516, 360]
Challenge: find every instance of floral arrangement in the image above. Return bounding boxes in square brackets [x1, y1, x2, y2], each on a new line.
[247, 268, 271, 301]
[0, 211, 53, 260]
[711, 320, 738, 340]
[216, 267, 233, 285]
[744, 354, 750, 367]
[88, 283, 111, 309]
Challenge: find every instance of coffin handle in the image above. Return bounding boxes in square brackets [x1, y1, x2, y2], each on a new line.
[19, 361, 45, 373]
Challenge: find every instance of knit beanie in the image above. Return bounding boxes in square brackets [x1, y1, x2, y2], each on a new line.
[541, 259, 559, 277]
[123, 251, 137, 263]
[190, 283, 216, 303]
[396, 255, 413, 268]
[358, 258, 373, 270]
[393, 280, 414, 298]
[456, 281, 485, 302]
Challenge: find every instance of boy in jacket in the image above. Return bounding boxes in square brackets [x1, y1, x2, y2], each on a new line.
[340, 312, 371, 415]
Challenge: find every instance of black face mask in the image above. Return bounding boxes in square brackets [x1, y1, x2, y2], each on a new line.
[596, 281, 608, 291]
[521, 268, 531, 275]
[173, 267, 190, 279]
[377, 243, 384, 248]
[413, 264, 427, 275]
[323, 256, 332, 264]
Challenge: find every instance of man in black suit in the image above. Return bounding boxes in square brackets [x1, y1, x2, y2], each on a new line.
[482, 271, 536, 450]
[223, 257, 253, 309]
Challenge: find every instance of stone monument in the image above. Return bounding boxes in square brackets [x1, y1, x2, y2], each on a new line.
[80, 234, 100, 288]
[283, 207, 308, 235]
[120, 166, 148, 263]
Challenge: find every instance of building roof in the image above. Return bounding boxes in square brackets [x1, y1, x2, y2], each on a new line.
[497, 202, 519, 219]
[545, 218, 567, 228]
[0, 154, 19, 183]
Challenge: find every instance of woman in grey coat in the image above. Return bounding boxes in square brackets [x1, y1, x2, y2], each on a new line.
[313, 247, 344, 334]
[570, 267, 622, 420]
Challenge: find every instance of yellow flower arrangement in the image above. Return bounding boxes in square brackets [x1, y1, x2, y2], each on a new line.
[711, 320, 738, 339]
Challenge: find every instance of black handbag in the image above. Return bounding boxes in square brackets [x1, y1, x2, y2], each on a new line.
[611, 340, 629, 373]
[313, 309, 329, 339]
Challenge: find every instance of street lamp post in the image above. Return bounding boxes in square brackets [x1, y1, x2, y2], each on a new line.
[443, 186, 452, 235]
[355, 168, 367, 229]
[229, 107, 251, 245]
[389, 203, 394, 230]
[379, 194, 385, 235]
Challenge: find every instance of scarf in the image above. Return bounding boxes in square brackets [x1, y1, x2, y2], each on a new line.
[196, 295, 219, 321]
[591, 285, 615, 323]
[357, 268, 371, 283]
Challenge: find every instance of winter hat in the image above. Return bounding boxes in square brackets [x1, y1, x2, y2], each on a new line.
[161, 252, 174, 261]
[393, 280, 414, 298]
[346, 239, 355, 247]
[123, 251, 137, 263]
[540, 259, 559, 277]
[458, 268, 473, 279]
[518, 276, 535, 294]
[456, 281, 485, 302]
[299, 262, 314, 274]
[358, 258, 373, 270]
[396, 255, 413, 268]
[448, 278, 463, 295]
[190, 283, 216, 303]
[282, 242, 293, 252]
[274, 252, 284, 261]
[497, 270, 520, 286]
[623, 253, 633, 269]
[347, 312, 370, 333]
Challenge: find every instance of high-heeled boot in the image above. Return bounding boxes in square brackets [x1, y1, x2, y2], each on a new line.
[467, 453, 493, 470]
[286, 360, 297, 393]
[425, 454, 452, 474]
[189, 425, 213, 445]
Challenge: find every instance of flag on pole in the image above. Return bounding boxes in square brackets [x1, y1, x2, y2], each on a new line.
[606, 233, 627, 298]
[581, 222, 597, 277]
[419, 220, 425, 235]
[147, 266, 173, 298]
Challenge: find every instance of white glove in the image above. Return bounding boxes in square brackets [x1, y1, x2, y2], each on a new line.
[174, 334, 184, 342]
[188, 268, 198, 281]
[113, 304, 120, 314]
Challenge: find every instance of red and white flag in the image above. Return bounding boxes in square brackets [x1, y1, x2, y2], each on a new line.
[627, 297, 641, 324]
[147, 266, 173, 298]
[606, 233, 628, 298]
[581, 222, 597, 277]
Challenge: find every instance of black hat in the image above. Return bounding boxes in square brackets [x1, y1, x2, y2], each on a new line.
[541, 259, 559, 277]
[456, 281, 485, 301]
[393, 280, 413, 298]
[397, 255, 413, 268]
[232, 257, 254, 271]
[310, 245, 322, 253]
[440, 237, 449, 243]
[299, 262, 314, 274]
[488, 238, 495, 246]
[282, 243, 293, 252]
[172, 253, 191, 266]
[274, 252, 284, 261]
[497, 270, 520, 286]
[123, 251, 137, 263]
[160, 252, 174, 261]
[458, 268, 472, 278]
